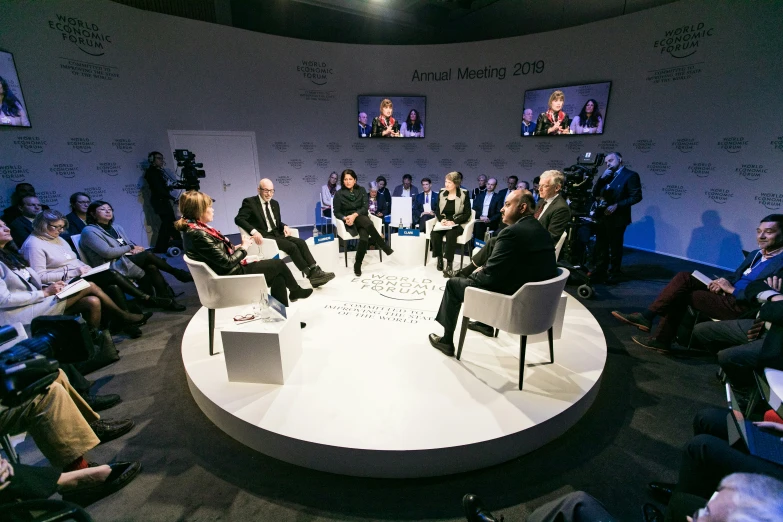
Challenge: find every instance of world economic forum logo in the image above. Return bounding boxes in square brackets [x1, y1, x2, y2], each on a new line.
[48, 14, 112, 57]
[296, 60, 334, 86]
[653, 22, 714, 59]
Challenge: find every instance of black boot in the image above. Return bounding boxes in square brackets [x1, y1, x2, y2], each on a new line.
[172, 268, 193, 282]
[443, 262, 454, 278]
[289, 285, 313, 302]
[355, 240, 368, 276]
[436, 257, 444, 271]
[149, 296, 186, 311]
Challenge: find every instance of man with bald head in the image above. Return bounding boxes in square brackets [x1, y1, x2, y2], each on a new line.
[429, 190, 557, 356]
[236, 179, 335, 287]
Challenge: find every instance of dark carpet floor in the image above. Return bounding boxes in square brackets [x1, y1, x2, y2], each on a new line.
[15, 247, 733, 521]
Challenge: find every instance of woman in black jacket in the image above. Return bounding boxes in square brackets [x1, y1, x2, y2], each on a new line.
[175, 191, 312, 306]
[333, 169, 393, 276]
[431, 171, 472, 277]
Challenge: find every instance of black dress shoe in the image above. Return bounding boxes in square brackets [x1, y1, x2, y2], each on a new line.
[61, 461, 142, 506]
[642, 503, 665, 522]
[462, 493, 502, 522]
[467, 321, 495, 337]
[289, 286, 313, 302]
[149, 297, 186, 311]
[354, 263, 362, 276]
[436, 258, 444, 271]
[122, 325, 143, 338]
[428, 333, 455, 357]
[648, 481, 676, 502]
[300, 322, 306, 329]
[172, 268, 193, 282]
[82, 393, 122, 412]
[89, 418, 135, 443]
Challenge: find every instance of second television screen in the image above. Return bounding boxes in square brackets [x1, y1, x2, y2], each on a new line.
[358, 95, 426, 138]
[521, 81, 611, 136]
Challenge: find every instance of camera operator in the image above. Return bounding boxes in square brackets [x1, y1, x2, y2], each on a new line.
[145, 151, 177, 255]
[588, 152, 642, 283]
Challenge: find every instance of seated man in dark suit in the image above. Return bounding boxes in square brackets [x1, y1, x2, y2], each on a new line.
[9, 195, 42, 247]
[235, 179, 335, 288]
[429, 190, 557, 356]
[456, 170, 571, 282]
[392, 173, 419, 198]
[1, 183, 50, 225]
[412, 178, 437, 230]
[613, 214, 783, 352]
[471, 177, 501, 241]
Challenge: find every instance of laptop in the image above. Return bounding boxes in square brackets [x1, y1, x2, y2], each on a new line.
[725, 383, 783, 466]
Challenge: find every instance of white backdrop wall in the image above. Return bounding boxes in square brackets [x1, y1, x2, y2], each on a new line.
[1, 0, 782, 269]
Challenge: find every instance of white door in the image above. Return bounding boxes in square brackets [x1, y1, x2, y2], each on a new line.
[168, 130, 260, 233]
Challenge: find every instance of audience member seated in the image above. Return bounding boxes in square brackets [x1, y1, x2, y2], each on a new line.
[376, 176, 392, 208]
[0, 369, 136, 485]
[429, 190, 557, 356]
[0, 220, 148, 334]
[320, 171, 339, 218]
[496, 175, 519, 205]
[235, 179, 335, 288]
[79, 201, 188, 311]
[9, 195, 42, 247]
[20, 210, 153, 337]
[457, 170, 570, 284]
[367, 182, 389, 219]
[66, 192, 91, 236]
[333, 169, 393, 277]
[392, 173, 419, 198]
[412, 177, 437, 230]
[0, 455, 141, 507]
[177, 190, 312, 307]
[532, 176, 540, 203]
[471, 175, 487, 200]
[471, 176, 501, 241]
[1, 183, 49, 225]
[516, 180, 530, 190]
[431, 171, 471, 278]
[612, 214, 783, 353]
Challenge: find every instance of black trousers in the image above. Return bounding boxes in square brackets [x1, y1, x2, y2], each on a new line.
[527, 491, 617, 522]
[431, 225, 464, 263]
[676, 407, 783, 498]
[269, 233, 316, 273]
[240, 258, 297, 306]
[435, 276, 476, 339]
[692, 319, 764, 387]
[471, 236, 498, 268]
[352, 215, 387, 266]
[472, 221, 495, 242]
[592, 220, 627, 275]
[417, 214, 435, 231]
[152, 200, 176, 253]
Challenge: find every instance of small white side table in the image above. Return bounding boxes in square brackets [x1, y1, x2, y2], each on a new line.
[220, 306, 302, 384]
[390, 230, 425, 266]
[306, 235, 339, 273]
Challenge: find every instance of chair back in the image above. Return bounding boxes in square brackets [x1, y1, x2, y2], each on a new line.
[508, 267, 570, 335]
[183, 254, 267, 309]
[72, 234, 88, 262]
[554, 231, 567, 260]
[456, 210, 477, 245]
[332, 213, 357, 240]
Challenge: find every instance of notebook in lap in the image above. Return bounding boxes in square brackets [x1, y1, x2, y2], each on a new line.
[725, 383, 783, 466]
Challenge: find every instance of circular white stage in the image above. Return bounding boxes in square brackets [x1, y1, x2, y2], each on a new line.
[182, 251, 607, 478]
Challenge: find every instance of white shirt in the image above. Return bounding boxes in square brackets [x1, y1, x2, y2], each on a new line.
[481, 191, 494, 218]
[402, 188, 411, 197]
[422, 192, 433, 213]
[537, 193, 560, 220]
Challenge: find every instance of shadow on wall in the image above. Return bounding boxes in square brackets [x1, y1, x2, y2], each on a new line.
[626, 205, 683, 256]
[686, 210, 743, 269]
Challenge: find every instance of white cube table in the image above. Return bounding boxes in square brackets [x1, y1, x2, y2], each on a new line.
[220, 306, 302, 384]
[306, 235, 339, 273]
[390, 230, 426, 266]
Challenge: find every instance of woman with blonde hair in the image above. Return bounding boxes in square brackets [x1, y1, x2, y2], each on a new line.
[431, 172, 471, 277]
[175, 191, 312, 306]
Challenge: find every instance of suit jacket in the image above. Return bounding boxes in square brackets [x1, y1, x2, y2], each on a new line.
[9, 216, 33, 247]
[471, 191, 502, 229]
[728, 250, 783, 303]
[65, 211, 87, 236]
[496, 188, 514, 204]
[235, 196, 286, 238]
[759, 300, 783, 371]
[471, 187, 486, 199]
[537, 194, 571, 242]
[591, 166, 642, 227]
[469, 215, 557, 294]
[183, 227, 247, 276]
[392, 184, 419, 197]
[413, 191, 438, 223]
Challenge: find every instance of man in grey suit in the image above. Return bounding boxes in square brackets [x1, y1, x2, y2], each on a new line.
[429, 190, 557, 356]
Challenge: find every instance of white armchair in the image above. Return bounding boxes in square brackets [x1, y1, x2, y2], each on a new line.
[424, 210, 476, 268]
[554, 231, 567, 261]
[72, 234, 87, 262]
[184, 255, 268, 356]
[331, 213, 384, 267]
[456, 267, 570, 390]
[237, 226, 299, 261]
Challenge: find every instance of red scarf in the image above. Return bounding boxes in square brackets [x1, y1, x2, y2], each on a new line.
[186, 220, 235, 255]
[547, 110, 565, 124]
[380, 115, 396, 128]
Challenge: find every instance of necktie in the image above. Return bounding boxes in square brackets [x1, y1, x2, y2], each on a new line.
[534, 202, 546, 220]
[425, 194, 429, 204]
[264, 202, 275, 232]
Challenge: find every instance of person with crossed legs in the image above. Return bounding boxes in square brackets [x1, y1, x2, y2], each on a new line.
[235, 179, 335, 288]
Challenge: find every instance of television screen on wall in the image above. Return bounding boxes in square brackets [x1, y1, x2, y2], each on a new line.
[520, 81, 611, 137]
[0, 51, 31, 128]
[357, 95, 426, 138]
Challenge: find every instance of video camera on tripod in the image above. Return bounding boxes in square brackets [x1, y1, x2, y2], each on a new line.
[171, 149, 206, 191]
[0, 317, 92, 408]
[562, 152, 605, 218]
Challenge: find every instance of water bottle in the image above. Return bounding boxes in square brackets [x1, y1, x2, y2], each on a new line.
[313, 225, 319, 238]
[399, 218, 404, 230]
